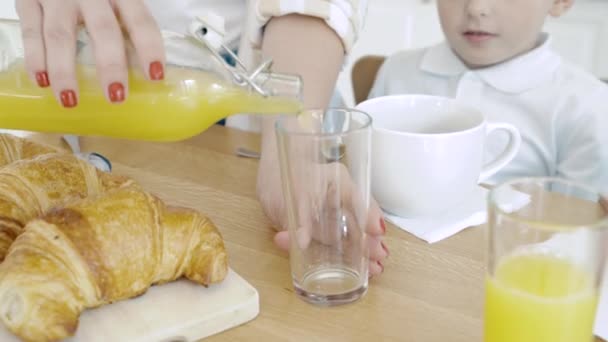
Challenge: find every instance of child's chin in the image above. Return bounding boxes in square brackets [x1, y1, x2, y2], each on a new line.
[458, 51, 508, 69]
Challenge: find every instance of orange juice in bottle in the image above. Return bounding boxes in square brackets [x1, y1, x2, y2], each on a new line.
[0, 18, 302, 141]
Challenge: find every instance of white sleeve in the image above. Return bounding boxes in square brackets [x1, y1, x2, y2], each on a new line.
[249, 0, 368, 54]
[555, 87, 608, 194]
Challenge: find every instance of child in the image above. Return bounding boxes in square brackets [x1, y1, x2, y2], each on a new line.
[368, 0, 608, 193]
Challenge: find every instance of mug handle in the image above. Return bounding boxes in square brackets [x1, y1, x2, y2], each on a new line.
[479, 122, 522, 182]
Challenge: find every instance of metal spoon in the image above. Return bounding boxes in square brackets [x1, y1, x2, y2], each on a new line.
[62, 134, 112, 172]
[235, 147, 261, 159]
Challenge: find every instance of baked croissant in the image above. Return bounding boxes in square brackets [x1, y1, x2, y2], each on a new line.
[0, 133, 58, 167]
[0, 153, 133, 260]
[0, 187, 228, 342]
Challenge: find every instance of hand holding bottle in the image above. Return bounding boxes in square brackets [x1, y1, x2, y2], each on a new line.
[15, 0, 165, 107]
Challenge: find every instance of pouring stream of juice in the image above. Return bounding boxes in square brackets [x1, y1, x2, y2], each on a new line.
[0, 62, 302, 141]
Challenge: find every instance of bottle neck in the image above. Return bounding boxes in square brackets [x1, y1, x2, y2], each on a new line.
[253, 71, 303, 102]
[187, 15, 302, 102]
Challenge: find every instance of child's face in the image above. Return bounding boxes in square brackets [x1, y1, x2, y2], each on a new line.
[437, 0, 573, 68]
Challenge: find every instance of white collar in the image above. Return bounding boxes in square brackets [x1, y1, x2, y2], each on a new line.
[420, 33, 562, 93]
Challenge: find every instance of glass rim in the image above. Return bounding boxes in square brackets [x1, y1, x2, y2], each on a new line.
[275, 107, 373, 138]
[357, 94, 487, 138]
[488, 176, 608, 231]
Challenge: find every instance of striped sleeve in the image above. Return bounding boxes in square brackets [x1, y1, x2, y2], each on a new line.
[249, 0, 368, 54]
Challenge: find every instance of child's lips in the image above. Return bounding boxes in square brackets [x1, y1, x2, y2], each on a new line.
[462, 30, 496, 43]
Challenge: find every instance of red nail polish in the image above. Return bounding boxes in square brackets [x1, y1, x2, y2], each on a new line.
[35, 71, 49, 87]
[377, 261, 384, 273]
[381, 241, 390, 257]
[108, 82, 125, 103]
[380, 219, 386, 234]
[149, 61, 164, 80]
[60, 90, 77, 108]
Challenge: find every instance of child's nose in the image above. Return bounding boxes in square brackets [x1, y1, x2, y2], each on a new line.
[466, 0, 492, 18]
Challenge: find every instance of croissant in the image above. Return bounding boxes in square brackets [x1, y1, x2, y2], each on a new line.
[0, 133, 58, 167]
[0, 187, 228, 342]
[0, 153, 133, 260]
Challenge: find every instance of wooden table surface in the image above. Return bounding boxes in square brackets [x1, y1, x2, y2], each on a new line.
[28, 126, 605, 342]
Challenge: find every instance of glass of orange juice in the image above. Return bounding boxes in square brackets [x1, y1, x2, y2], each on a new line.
[484, 178, 607, 342]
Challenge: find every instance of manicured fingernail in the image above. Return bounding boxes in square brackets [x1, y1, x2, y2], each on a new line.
[381, 241, 390, 257]
[108, 82, 125, 103]
[149, 61, 164, 80]
[380, 219, 386, 234]
[35, 71, 49, 87]
[377, 261, 385, 273]
[60, 90, 77, 108]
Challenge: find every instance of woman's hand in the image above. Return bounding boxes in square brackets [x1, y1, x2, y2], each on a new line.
[15, 0, 165, 107]
[257, 158, 389, 277]
[257, 14, 388, 277]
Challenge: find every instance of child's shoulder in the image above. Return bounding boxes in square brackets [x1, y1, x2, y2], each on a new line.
[554, 60, 608, 100]
[380, 46, 430, 73]
[384, 47, 428, 64]
[369, 46, 436, 98]
[547, 59, 608, 129]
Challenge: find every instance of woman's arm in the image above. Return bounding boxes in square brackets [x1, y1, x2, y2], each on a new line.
[256, 12, 346, 231]
[255, 14, 388, 277]
[262, 13, 345, 108]
[259, 13, 345, 164]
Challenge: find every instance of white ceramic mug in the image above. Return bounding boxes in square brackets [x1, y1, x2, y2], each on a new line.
[356, 95, 521, 218]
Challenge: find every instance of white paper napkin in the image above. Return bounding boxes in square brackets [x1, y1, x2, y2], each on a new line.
[384, 185, 530, 243]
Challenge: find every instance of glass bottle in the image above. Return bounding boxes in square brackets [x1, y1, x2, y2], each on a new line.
[0, 16, 302, 141]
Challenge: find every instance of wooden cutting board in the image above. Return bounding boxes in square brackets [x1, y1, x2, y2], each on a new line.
[0, 269, 259, 342]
